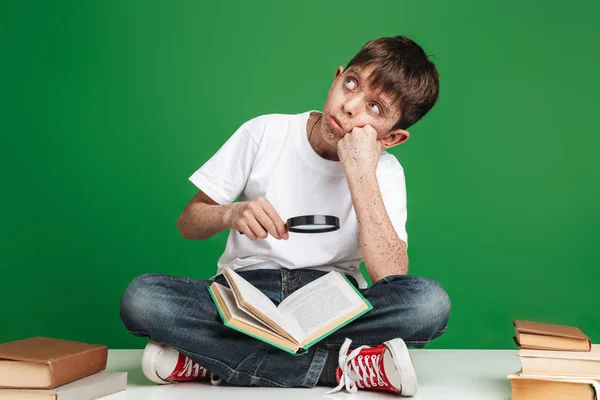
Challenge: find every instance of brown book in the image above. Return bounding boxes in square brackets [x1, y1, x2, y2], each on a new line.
[518, 345, 600, 378]
[0, 337, 107, 389]
[0, 371, 127, 400]
[514, 320, 591, 351]
[508, 371, 599, 400]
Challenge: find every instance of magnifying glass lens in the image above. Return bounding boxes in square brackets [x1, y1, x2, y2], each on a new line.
[292, 224, 336, 230]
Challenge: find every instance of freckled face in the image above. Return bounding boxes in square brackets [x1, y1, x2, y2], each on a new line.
[321, 65, 402, 145]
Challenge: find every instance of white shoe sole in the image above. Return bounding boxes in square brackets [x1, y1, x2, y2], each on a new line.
[141, 340, 172, 385]
[385, 338, 418, 396]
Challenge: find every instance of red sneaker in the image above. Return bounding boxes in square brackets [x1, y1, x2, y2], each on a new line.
[141, 340, 222, 385]
[325, 338, 418, 396]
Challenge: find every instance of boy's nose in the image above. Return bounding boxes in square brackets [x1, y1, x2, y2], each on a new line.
[342, 96, 364, 117]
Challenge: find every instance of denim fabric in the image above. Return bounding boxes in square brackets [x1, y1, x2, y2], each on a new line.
[119, 268, 451, 388]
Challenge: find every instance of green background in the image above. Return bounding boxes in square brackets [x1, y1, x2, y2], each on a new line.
[1, 1, 598, 350]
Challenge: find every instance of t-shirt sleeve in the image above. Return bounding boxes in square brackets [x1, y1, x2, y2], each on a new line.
[378, 164, 409, 247]
[188, 119, 260, 205]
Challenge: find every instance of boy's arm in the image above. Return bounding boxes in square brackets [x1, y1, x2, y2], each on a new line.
[347, 174, 408, 283]
[177, 190, 288, 241]
[177, 190, 238, 240]
[183, 117, 264, 239]
[337, 126, 409, 283]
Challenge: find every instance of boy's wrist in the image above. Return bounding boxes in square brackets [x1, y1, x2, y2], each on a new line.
[222, 203, 234, 228]
[222, 202, 241, 228]
[346, 171, 377, 186]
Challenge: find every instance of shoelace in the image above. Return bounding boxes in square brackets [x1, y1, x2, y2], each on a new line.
[324, 338, 386, 395]
[177, 356, 222, 385]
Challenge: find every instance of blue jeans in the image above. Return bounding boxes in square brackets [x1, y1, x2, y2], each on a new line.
[119, 268, 451, 388]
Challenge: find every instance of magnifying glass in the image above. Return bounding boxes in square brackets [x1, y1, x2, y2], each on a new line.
[239, 214, 340, 235]
[287, 215, 340, 233]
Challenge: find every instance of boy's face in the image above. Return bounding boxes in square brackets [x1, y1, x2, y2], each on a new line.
[321, 64, 409, 149]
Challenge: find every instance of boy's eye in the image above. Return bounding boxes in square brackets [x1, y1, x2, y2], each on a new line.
[344, 77, 383, 115]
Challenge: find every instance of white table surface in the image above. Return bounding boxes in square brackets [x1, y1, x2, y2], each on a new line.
[99, 348, 520, 399]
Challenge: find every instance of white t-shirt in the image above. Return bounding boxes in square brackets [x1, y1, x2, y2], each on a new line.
[189, 110, 408, 288]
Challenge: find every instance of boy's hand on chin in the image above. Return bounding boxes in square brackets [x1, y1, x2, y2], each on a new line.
[337, 125, 383, 179]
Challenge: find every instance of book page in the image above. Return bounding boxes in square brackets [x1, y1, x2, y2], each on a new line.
[277, 271, 366, 342]
[224, 268, 294, 341]
[210, 283, 301, 354]
[213, 282, 281, 336]
[227, 278, 276, 328]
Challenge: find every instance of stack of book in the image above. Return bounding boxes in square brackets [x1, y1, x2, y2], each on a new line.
[0, 336, 127, 399]
[508, 320, 599, 400]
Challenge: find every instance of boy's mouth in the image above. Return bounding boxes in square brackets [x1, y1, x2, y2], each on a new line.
[328, 115, 344, 132]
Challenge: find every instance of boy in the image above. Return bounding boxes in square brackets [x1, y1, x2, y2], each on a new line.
[120, 35, 451, 396]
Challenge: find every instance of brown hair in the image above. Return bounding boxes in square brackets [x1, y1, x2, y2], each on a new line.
[346, 36, 439, 130]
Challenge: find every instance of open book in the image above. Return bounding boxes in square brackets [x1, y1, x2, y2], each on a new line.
[207, 267, 373, 356]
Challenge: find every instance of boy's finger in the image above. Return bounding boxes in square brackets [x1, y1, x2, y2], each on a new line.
[255, 209, 281, 239]
[237, 220, 257, 240]
[262, 203, 287, 239]
[246, 217, 268, 240]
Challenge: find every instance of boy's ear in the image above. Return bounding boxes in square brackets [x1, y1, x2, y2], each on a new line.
[379, 128, 410, 149]
[329, 66, 345, 94]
